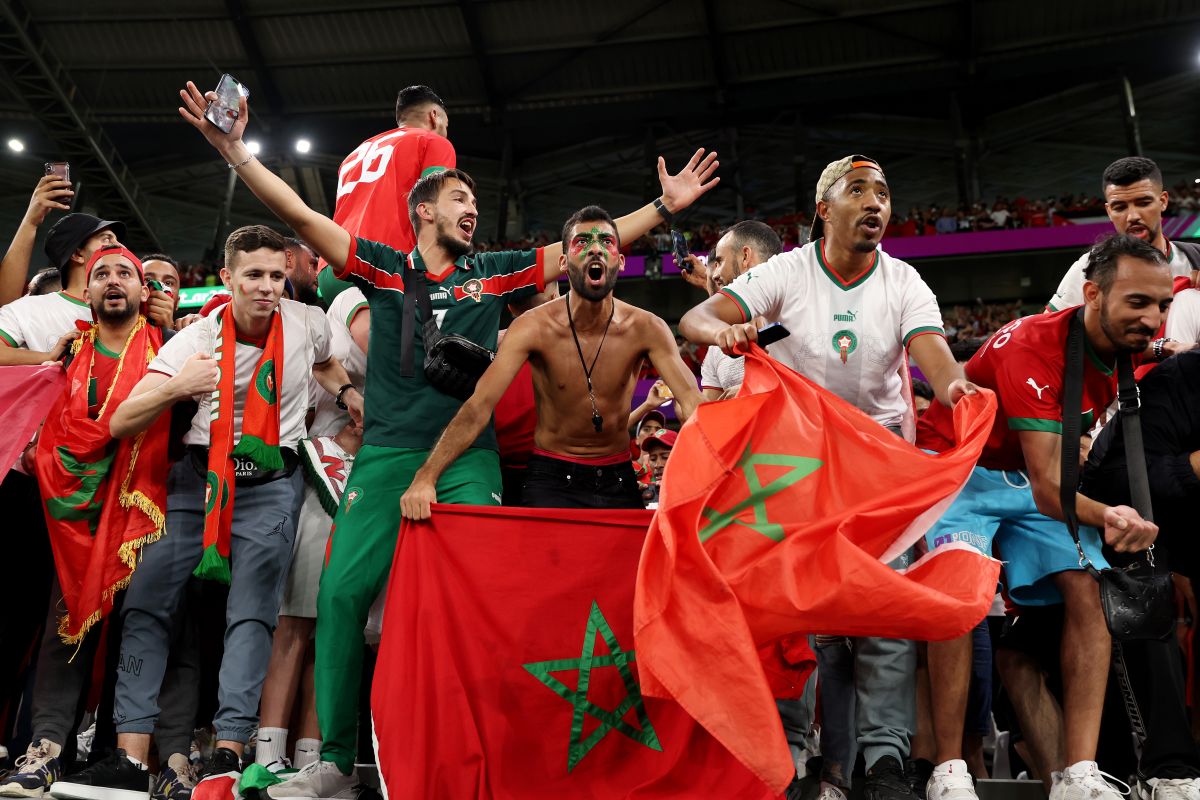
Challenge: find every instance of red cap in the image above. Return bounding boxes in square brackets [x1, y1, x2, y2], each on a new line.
[642, 429, 677, 450]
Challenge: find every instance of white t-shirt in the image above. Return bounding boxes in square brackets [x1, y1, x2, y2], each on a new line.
[700, 345, 744, 393]
[149, 299, 332, 449]
[0, 292, 92, 351]
[309, 287, 368, 437]
[1047, 240, 1193, 311]
[721, 239, 943, 428]
[1166, 287, 1200, 343]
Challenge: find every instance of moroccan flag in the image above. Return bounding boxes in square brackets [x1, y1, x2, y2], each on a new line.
[634, 347, 1001, 795]
[0, 364, 67, 471]
[373, 505, 781, 799]
[34, 319, 169, 643]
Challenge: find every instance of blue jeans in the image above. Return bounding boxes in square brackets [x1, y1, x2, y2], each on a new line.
[114, 459, 302, 743]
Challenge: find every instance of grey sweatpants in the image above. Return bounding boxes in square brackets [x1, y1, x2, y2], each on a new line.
[114, 459, 301, 744]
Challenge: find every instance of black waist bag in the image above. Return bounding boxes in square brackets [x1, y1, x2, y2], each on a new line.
[401, 264, 495, 401]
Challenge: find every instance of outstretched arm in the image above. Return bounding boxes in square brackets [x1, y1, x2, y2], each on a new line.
[109, 353, 219, 439]
[177, 81, 352, 272]
[400, 318, 537, 520]
[907, 333, 976, 407]
[539, 149, 720, 285]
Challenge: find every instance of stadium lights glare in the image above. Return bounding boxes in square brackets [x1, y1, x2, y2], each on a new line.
[6, 138, 24, 153]
[294, 138, 312, 154]
[246, 140, 262, 155]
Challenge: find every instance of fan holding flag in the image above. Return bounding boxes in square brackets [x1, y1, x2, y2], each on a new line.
[679, 154, 980, 800]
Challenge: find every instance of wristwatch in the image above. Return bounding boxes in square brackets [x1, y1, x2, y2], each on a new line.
[335, 383, 355, 410]
[653, 196, 674, 224]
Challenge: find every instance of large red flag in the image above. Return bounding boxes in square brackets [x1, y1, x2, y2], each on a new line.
[634, 348, 1001, 795]
[372, 505, 781, 799]
[0, 364, 67, 471]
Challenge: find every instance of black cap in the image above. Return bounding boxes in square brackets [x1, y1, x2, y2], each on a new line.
[44, 213, 127, 270]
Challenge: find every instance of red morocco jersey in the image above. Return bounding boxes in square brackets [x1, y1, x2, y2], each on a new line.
[333, 126, 456, 257]
[917, 307, 1118, 471]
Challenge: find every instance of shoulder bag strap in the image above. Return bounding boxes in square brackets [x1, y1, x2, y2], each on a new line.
[1116, 352, 1158, 565]
[400, 263, 434, 378]
[1060, 307, 1097, 574]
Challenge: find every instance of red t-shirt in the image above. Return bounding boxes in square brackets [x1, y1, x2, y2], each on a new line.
[917, 307, 1118, 471]
[494, 362, 536, 467]
[86, 346, 121, 420]
[331, 126, 457, 257]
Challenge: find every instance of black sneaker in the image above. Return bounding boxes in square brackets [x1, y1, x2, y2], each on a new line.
[195, 750, 239, 783]
[47, 751, 149, 800]
[865, 756, 918, 800]
[907, 758, 934, 800]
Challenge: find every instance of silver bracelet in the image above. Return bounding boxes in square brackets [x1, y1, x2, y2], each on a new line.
[227, 154, 255, 170]
[1153, 337, 1174, 360]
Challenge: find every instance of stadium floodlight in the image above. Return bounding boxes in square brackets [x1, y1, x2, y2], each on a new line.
[294, 138, 312, 154]
[6, 138, 24, 153]
[246, 140, 262, 155]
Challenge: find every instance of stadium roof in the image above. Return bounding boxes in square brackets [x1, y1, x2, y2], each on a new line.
[0, 0, 1198, 260]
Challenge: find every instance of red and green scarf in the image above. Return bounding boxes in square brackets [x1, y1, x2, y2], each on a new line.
[197, 306, 284, 583]
[35, 317, 169, 644]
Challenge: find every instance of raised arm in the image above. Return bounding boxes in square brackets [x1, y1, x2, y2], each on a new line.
[0, 176, 74, 306]
[399, 317, 537, 520]
[539, 149, 720, 285]
[643, 316, 702, 423]
[177, 82, 352, 271]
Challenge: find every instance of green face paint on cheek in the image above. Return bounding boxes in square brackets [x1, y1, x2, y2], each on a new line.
[570, 226, 618, 259]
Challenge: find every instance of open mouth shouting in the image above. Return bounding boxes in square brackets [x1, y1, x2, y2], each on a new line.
[585, 259, 607, 284]
[457, 216, 476, 239]
[859, 214, 883, 237]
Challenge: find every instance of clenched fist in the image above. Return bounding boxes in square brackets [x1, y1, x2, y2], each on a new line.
[170, 352, 220, 399]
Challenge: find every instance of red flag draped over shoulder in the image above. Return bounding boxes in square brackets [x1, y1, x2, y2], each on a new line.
[34, 317, 169, 644]
[372, 505, 779, 799]
[633, 347, 1001, 795]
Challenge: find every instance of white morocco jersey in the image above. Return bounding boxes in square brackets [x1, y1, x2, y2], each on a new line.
[720, 239, 944, 428]
[0, 291, 93, 351]
[1047, 240, 1192, 311]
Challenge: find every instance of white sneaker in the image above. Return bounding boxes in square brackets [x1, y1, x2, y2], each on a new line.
[818, 782, 849, 800]
[264, 760, 354, 800]
[927, 759, 978, 800]
[1135, 778, 1200, 800]
[1050, 761, 1130, 800]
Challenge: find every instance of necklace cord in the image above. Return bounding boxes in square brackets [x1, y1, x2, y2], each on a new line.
[566, 294, 616, 431]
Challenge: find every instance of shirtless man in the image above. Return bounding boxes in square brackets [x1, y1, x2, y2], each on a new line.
[400, 205, 702, 514]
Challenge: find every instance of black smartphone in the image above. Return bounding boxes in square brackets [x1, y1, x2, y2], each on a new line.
[670, 229, 691, 272]
[44, 162, 69, 183]
[204, 73, 249, 134]
[757, 322, 790, 347]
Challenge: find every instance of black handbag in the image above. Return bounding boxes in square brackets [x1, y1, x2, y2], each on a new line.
[1060, 309, 1174, 642]
[400, 264, 495, 401]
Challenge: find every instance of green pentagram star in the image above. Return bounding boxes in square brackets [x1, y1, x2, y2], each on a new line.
[698, 443, 823, 543]
[523, 601, 662, 772]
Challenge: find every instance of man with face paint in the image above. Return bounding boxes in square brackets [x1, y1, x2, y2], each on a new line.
[400, 206, 702, 515]
[680, 155, 977, 800]
[917, 234, 1168, 800]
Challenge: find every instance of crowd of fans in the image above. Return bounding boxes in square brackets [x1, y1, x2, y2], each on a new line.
[0, 73, 1197, 800]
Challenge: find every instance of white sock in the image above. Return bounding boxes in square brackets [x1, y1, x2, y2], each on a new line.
[124, 754, 148, 771]
[255, 727, 288, 766]
[294, 739, 321, 769]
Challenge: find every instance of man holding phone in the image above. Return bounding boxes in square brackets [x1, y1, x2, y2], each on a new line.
[0, 173, 74, 306]
[681, 155, 976, 800]
[174, 77, 718, 798]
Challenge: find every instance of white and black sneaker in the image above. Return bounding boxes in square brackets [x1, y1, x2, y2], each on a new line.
[264, 760, 354, 799]
[1135, 778, 1200, 800]
[48, 750, 149, 800]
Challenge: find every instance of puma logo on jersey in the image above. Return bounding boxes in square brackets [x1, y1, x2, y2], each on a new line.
[1026, 378, 1050, 399]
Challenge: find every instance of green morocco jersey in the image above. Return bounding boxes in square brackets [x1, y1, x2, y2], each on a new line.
[335, 237, 544, 450]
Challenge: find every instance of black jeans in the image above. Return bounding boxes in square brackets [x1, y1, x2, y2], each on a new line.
[521, 454, 644, 510]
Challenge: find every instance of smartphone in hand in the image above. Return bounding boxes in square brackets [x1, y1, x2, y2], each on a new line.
[204, 73, 250, 134]
[44, 162, 69, 183]
[670, 229, 691, 272]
